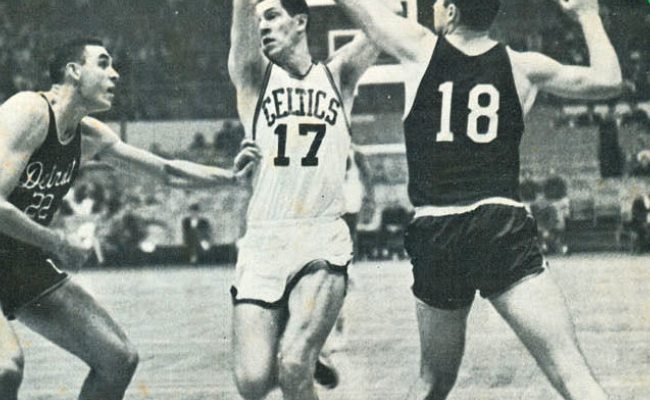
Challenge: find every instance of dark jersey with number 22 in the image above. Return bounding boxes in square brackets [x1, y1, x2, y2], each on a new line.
[404, 37, 524, 207]
[0, 95, 81, 251]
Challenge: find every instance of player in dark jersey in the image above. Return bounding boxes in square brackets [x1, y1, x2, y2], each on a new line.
[335, 0, 621, 399]
[0, 37, 259, 400]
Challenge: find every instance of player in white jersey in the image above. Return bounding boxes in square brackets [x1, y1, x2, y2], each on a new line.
[228, 0, 379, 398]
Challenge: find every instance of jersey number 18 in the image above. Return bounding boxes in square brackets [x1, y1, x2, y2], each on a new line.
[436, 82, 500, 144]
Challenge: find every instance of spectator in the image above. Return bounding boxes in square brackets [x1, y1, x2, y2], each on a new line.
[629, 195, 650, 253]
[631, 149, 650, 177]
[342, 146, 375, 261]
[532, 176, 570, 255]
[181, 203, 211, 264]
[597, 104, 624, 178]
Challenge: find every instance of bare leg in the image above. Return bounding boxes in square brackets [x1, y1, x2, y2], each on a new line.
[16, 279, 138, 400]
[232, 303, 285, 400]
[490, 273, 609, 400]
[405, 300, 471, 400]
[0, 313, 23, 400]
[278, 263, 347, 400]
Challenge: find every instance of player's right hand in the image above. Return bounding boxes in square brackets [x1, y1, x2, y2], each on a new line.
[54, 232, 92, 271]
[556, 0, 599, 20]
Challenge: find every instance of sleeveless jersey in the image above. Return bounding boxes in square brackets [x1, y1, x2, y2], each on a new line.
[0, 95, 81, 249]
[248, 62, 351, 222]
[403, 37, 524, 207]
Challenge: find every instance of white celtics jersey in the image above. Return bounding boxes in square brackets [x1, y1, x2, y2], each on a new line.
[247, 62, 351, 223]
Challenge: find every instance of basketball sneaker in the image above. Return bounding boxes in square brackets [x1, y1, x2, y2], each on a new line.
[314, 355, 339, 389]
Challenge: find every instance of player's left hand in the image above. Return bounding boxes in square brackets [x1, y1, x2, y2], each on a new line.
[556, 0, 599, 20]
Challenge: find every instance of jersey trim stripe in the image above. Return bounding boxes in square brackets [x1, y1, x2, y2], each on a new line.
[414, 197, 526, 218]
[39, 93, 82, 146]
[323, 63, 352, 135]
[252, 62, 274, 141]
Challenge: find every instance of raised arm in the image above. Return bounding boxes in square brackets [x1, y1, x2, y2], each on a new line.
[0, 93, 66, 253]
[228, 0, 267, 91]
[326, 32, 380, 104]
[511, 0, 621, 100]
[83, 118, 258, 187]
[334, 0, 435, 64]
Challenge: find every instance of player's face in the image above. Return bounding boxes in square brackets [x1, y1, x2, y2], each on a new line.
[255, 0, 305, 61]
[76, 45, 119, 112]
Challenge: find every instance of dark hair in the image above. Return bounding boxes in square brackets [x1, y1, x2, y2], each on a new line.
[49, 37, 105, 84]
[280, 0, 309, 17]
[257, 0, 310, 22]
[444, 0, 500, 31]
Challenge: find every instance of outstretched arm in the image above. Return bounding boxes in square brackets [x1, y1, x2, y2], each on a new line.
[334, 0, 435, 64]
[512, 0, 621, 100]
[83, 118, 259, 187]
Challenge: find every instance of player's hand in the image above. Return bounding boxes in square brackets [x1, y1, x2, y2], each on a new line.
[234, 140, 262, 173]
[556, 0, 599, 20]
[233, 161, 258, 183]
[53, 232, 92, 271]
[387, 0, 405, 16]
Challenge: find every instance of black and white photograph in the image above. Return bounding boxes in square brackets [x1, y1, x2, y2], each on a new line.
[0, 0, 648, 399]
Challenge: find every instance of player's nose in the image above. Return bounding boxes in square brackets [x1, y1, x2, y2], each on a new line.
[109, 67, 120, 82]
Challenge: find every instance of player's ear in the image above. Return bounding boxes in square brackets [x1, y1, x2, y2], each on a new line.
[446, 3, 459, 25]
[295, 14, 308, 32]
[65, 62, 82, 83]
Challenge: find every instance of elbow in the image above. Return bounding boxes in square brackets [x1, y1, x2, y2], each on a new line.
[227, 55, 238, 83]
[598, 77, 624, 99]
[599, 64, 623, 98]
[582, 74, 623, 100]
[0, 199, 15, 221]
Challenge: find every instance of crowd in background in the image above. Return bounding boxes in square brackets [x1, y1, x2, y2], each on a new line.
[0, 0, 649, 262]
[0, 0, 647, 120]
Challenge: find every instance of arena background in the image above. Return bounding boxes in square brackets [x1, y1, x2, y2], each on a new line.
[1, 1, 649, 399]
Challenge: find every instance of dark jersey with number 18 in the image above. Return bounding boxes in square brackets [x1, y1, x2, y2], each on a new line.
[404, 37, 524, 207]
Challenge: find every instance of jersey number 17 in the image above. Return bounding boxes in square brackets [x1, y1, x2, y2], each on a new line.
[274, 123, 326, 167]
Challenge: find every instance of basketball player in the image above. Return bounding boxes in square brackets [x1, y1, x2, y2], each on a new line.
[335, 0, 621, 399]
[228, 0, 379, 398]
[0, 37, 259, 400]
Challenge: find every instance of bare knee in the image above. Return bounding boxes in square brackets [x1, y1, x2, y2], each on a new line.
[0, 352, 24, 396]
[93, 340, 139, 386]
[234, 368, 275, 400]
[416, 370, 459, 400]
[277, 354, 313, 394]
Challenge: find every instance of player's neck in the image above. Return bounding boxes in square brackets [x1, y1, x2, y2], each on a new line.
[279, 41, 313, 78]
[445, 28, 495, 54]
[46, 85, 88, 134]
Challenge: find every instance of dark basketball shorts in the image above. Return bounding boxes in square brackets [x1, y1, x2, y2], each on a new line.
[405, 204, 545, 310]
[0, 244, 69, 320]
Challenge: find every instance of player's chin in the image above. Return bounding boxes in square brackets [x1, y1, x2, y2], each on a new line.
[94, 97, 113, 112]
[262, 47, 281, 62]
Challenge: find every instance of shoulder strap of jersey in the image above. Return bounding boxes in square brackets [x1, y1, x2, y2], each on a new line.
[36, 92, 57, 146]
[251, 62, 274, 141]
[322, 63, 352, 134]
